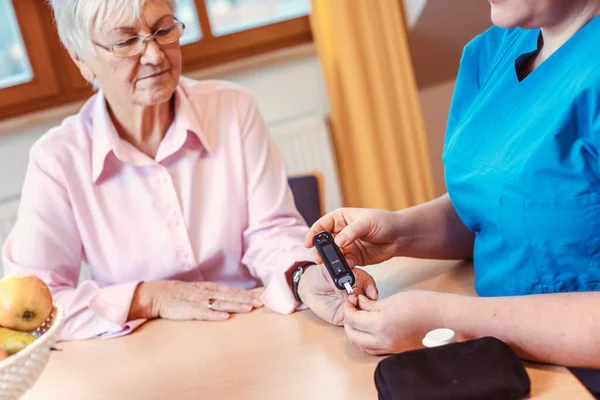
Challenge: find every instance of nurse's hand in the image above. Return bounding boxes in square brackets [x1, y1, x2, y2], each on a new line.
[305, 208, 405, 268]
[298, 263, 378, 326]
[128, 281, 264, 321]
[343, 291, 440, 355]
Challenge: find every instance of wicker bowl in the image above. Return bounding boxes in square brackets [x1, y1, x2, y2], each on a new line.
[0, 305, 65, 399]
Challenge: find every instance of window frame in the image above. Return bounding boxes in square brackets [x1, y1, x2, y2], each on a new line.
[182, 0, 312, 72]
[0, 0, 312, 121]
[0, 1, 62, 118]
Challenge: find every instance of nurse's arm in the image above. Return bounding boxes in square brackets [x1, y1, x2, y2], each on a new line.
[439, 291, 600, 368]
[399, 193, 475, 260]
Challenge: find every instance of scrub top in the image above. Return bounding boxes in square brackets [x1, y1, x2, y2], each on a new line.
[442, 15, 600, 297]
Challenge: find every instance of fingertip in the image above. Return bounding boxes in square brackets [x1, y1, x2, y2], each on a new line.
[366, 285, 379, 300]
[347, 293, 358, 306]
[358, 294, 370, 303]
[334, 234, 348, 248]
[304, 236, 314, 248]
[305, 228, 317, 247]
[357, 294, 373, 309]
[217, 312, 231, 321]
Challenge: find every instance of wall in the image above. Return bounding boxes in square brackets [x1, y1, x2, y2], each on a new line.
[408, 0, 492, 89]
[417, 80, 455, 195]
[408, 0, 492, 196]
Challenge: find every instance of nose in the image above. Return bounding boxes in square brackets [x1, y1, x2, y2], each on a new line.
[140, 39, 165, 65]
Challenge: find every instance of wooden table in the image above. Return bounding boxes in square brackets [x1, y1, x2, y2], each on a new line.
[22, 258, 594, 399]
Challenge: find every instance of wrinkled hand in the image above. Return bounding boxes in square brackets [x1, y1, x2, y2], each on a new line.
[298, 264, 378, 326]
[343, 291, 441, 355]
[138, 281, 264, 321]
[305, 208, 405, 268]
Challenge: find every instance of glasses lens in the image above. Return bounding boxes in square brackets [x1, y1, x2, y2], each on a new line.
[112, 38, 144, 57]
[154, 23, 184, 45]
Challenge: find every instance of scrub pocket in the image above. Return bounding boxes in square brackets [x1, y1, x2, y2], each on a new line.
[500, 192, 600, 293]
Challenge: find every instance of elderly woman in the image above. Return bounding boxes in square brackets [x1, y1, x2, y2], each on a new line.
[1, 0, 377, 340]
[306, 0, 600, 394]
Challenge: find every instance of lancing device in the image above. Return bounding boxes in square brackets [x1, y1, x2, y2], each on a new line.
[313, 231, 355, 294]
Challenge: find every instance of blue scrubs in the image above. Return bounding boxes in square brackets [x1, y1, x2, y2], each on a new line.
[443, 16, 600, 297]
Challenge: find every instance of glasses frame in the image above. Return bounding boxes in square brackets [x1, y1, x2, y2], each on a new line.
[93, 19, 186, 58]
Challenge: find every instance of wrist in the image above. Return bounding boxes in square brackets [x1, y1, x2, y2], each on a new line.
[294, 263, 317, 304]
[431, 292, 475, 341]
[128, 281, 160, 320]
[392, 210, 413, 256]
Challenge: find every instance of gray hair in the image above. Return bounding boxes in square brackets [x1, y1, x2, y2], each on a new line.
[47, 0, 175, 59]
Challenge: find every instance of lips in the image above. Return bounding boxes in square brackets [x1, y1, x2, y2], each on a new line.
[139, 70, 168, 80]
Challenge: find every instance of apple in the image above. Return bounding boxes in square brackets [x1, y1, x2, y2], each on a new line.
[0, 275, 53, 332]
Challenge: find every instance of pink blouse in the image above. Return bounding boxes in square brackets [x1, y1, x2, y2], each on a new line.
[2, 78, 314, 340]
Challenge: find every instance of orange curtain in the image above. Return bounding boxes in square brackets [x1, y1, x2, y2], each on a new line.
[310, 0, 435, 210]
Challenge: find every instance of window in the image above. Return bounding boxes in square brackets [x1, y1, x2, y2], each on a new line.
[0, 1, 61, 119]
[0, 0, 312, 121]
[207, 0, 311, 36]
[176, 0, 203, 45]
[180, 0, 312, 72]
[0, 2, 33, 89]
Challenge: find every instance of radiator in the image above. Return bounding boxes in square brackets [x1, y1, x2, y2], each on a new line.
[270, 115, 343, 214]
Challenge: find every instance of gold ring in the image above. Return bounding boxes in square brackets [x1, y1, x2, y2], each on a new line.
[208, 298, 216, 310]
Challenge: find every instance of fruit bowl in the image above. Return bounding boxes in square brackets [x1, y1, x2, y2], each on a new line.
[0, 305, 64, 399]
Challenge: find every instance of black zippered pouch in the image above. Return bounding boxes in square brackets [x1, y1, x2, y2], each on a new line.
[374, 337, 531, 400]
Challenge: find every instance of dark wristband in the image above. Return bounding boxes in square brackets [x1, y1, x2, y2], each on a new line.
[292, 262, 317, 303]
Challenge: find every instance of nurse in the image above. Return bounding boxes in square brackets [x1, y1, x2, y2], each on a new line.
[305, 0, 600, 388]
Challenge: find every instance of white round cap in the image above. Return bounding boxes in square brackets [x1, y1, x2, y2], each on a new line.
[422, 328, 456, 348]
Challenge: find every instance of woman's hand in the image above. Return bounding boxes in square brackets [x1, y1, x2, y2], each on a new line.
[343, 291, 441, 355]
[298, 264, 378, 325]
[129, 281, 264, 321]
[305, 208, 407, 268]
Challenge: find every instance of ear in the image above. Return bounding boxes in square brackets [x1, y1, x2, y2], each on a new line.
[67, 49, 96, 83]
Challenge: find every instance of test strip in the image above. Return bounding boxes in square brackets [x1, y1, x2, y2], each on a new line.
[344, 282, 353, 294]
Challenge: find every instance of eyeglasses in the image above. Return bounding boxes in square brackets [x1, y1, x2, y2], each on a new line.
[94, 20, 186, 58]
